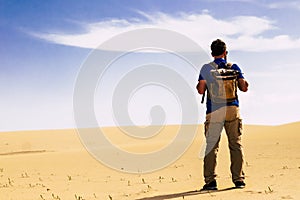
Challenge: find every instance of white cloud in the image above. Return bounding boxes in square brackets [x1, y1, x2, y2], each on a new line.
[206, 0, 300, 11]
[30, 11, 300, 52]
[267, 1, 300, 10]
[227, 35, 300, 52]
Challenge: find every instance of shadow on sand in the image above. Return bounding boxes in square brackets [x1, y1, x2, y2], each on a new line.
[135, 187, 238, 200]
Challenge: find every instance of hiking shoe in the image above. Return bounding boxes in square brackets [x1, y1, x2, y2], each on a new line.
[201, 180, 217, 190]
[234, 181, 246, 188]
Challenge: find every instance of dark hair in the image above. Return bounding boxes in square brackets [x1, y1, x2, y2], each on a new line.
[211, 39, 226, 56]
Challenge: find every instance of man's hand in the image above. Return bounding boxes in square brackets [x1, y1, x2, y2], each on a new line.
[238, 78, 249, 92]
[196, 80, 207, 94]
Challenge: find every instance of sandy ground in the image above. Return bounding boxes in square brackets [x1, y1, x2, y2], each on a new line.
[0, 122, 300, 200]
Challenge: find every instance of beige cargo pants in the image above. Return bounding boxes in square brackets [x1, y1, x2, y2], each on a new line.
[203, 106, 245, 183]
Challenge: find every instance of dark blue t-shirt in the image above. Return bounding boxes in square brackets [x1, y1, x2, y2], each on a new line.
[198, 58, 245, 114]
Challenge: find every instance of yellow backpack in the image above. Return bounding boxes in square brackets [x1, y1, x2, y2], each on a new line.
[207, 62, 239, 103]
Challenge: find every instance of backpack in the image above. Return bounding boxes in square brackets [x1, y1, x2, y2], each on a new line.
[203, 62, 240, 103]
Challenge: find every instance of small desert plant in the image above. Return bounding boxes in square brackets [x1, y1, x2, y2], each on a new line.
[75, 194, 85, 200]
[265, 186, 274, 194]
[21, 172, 29, 178]
[158, 176, 164, 183]
[8, 178, 13, 186]
[52, 193, 61, 200]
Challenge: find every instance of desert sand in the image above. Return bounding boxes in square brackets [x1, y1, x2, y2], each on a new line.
[0, 122, 300, 200]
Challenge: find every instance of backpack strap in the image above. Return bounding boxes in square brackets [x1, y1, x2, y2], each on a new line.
[209, 61, 218, 70]
[210, 61, 233, 69]
[201, 89, 206, 104]
[201, 62, 217, 104]
[201, 61, 237, 104]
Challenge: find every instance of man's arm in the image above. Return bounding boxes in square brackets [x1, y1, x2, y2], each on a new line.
[196, 80, 207, 94]
[238, 78, 249, 92]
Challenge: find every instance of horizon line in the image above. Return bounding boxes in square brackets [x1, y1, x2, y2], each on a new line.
[1, 121, 299, 133]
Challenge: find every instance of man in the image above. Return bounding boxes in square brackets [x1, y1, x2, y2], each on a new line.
[196, 39, 249, 190]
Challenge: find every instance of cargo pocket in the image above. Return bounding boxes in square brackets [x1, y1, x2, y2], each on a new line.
[238, 118, 243, 136]
[204, 121, 209, 137]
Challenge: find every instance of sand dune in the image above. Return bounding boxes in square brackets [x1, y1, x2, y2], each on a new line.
[0, 122, 299, 200]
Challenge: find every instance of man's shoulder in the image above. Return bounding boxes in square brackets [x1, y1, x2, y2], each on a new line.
[229, 63, 241, 70]
[201, 62, 214, 70]
[199, 63, 214, 81]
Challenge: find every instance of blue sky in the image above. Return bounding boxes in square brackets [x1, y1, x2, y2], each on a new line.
[1, 0, 300, 131]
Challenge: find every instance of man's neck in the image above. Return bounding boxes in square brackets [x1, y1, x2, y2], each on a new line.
[214, 55, 224, 59]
